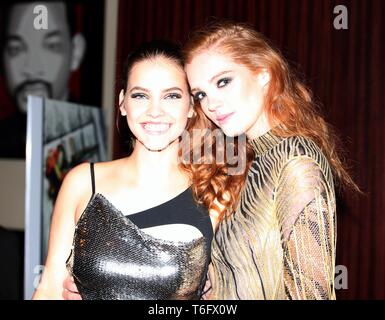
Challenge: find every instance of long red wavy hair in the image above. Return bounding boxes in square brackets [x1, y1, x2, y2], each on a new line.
[181, 21, 358, 221]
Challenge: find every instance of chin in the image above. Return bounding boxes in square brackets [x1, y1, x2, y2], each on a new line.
[220, 125, 245, 138]
[140, 136, 178, 152]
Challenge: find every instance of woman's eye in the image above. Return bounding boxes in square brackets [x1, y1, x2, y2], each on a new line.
[165, 93, 182, 99]
[193, 91, 206, 102]
[131, 93, 147, 99]
[217, 77, 232, 88]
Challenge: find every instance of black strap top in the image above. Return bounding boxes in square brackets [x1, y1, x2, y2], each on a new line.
[66, 162, 213, 300]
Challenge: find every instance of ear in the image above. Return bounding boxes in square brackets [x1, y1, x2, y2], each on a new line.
[187, 96, 195, 118]
[188, 106, 195, 119]
[119, 90, 127, 116]
[70, 33, 87, 71]
[257, 68, 270, 88]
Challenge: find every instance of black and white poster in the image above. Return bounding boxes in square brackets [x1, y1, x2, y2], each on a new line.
[0, 0, 105, 159]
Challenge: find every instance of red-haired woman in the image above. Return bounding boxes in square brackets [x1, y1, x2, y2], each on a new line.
[183, 21, 357, 300]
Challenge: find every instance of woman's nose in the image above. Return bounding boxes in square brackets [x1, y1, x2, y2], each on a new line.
[146, 99, 164, 117]
[206, 97, 222, 113]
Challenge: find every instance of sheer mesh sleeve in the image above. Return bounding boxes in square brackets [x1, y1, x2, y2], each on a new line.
[276, 155, 336, 299]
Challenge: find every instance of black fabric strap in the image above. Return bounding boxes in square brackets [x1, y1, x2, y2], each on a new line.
[127, 188, 213, 249]
[90, 162, 95, 196]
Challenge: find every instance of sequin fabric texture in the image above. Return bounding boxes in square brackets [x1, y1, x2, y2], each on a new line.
[210, 130, 337, 299]
[66, 194, 209, 300]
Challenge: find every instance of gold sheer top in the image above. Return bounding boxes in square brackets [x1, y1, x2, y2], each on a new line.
[210, 130, 336, 299]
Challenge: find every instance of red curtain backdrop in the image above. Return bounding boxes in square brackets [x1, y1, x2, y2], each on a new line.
[114, 0, 384, 299]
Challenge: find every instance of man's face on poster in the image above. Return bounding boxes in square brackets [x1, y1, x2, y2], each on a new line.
[3, 2, 73, 114]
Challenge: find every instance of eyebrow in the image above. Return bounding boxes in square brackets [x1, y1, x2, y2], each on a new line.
[129, 86, 149, 93]
[210, 70, 232, 83]
[162, 87, 183, 93]
[128, 86, 183, 93]
[6, 30, 63, 41]
[44, 30, 63, 40]
[5, 35, 24, 43]
[191, 70, 232, 93]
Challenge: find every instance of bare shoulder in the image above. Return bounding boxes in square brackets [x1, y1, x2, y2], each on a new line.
[69, 159, 129, 219]
[52, 163, 92, 219]
[92, 158, 123, 174]
[91, 158, 130, 186]
[59, 162, 95, 200]
[62, 159, 124, 193]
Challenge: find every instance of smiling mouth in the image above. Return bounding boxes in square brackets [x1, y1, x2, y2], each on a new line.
[141, 122, 172, 135]
[216, 112, 235, 124]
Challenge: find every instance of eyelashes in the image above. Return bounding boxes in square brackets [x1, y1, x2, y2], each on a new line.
[192, 77, 233, 102]
[130, 93, 147, 99]
[193, 91, 206, 102]
[165, 93, 182, 99]
[217, 77, 232, 88]
[130, 93, 182, 100]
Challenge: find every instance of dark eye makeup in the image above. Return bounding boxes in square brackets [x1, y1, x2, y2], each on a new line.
[165, 93, 182, 99]
[130, 93, 147, 99]
[192, 91, 206, 102]
[217, 77, 232, 88]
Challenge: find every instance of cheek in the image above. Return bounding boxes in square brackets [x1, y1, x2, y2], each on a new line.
[169, 99, 190, 118]
[45, 54, 71, 79]
[4, 59, 21, 84]
[236, 81, 263, 115]
[124, 105, 142, 129]
[222, 82, 247, 112]
[176, 108, 188, 120]
[125, 115, 141, 138]
[126, 106, 142, 121]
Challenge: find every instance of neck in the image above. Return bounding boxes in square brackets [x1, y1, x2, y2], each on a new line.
[245, 112, 272, 140]
[128, 139, 187, 189]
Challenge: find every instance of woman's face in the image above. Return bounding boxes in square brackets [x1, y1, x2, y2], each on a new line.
[185, 49, 271, 138]
[120, 57, 192, 151]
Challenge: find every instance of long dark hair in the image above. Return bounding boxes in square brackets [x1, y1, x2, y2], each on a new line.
[115, 40, 186, 155]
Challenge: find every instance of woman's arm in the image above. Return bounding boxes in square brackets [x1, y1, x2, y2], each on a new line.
[276, 155, 336, 300]
[32, 163, 90, 299]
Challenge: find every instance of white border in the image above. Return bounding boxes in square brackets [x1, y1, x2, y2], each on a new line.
[24, 95, 44, 300]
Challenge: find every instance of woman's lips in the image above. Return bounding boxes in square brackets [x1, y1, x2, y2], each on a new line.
[216, 112, 235, 124]
[141, 122, 172, 135]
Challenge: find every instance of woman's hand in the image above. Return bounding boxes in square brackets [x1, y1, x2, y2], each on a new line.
[201, 276, 212, 300]
[62, 276, 82, 300]
[201, 263, 215, 300]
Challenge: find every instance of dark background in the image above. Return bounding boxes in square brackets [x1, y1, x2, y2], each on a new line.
[114, 0, 384, 299]
[0, 0, 105, 135]
[0, 0, 105, 299]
